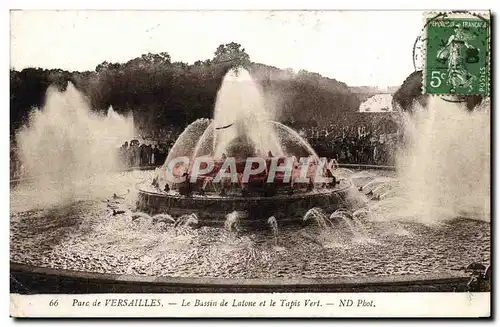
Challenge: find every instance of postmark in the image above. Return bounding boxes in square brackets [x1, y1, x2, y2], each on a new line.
[423, 11, 490, 95]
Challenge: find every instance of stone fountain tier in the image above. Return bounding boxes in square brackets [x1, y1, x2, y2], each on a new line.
[164, 155, 337, 197]
[137, 179, 364, 227]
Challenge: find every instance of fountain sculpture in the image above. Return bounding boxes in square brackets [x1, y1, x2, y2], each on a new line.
[136, 68, 364, 226]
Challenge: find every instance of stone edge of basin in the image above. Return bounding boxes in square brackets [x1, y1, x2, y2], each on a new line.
[10, 262, 472, 291]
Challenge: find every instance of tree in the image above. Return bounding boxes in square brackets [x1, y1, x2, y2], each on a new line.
[95, 61, 110, 73]
[10, 43, 365, 137]
[141, 52, 171, 65]
[212, 42, 250, 67]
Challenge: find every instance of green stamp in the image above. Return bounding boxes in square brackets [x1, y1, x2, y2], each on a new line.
[424, 12, 490, 95]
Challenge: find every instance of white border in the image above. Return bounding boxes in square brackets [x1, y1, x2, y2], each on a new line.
[2, 0, 498, 324]
[9, 293, 491, 318]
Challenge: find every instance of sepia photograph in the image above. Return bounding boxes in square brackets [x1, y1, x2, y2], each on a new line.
[8, 8, 491, 318]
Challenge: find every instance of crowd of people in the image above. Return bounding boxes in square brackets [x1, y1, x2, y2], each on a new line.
[9, 123, 401, 180]
[301, 124, 402, 166]
[117, 123, 401, 169]
[118, 139, 172, 168]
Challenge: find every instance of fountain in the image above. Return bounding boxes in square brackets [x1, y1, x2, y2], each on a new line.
[12, 83, 135, 209]
[136, 68, 364, 226]
[9, 70, 490, 294]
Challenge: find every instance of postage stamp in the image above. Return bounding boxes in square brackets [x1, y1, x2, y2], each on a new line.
[9, 10, 490, 318]
[423, 12, 490, 95]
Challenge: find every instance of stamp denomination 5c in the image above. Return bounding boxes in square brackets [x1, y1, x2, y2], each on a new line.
[424, 11, 490, 95]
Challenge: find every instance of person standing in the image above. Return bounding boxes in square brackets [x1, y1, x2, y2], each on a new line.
[151, 145, 156, 165]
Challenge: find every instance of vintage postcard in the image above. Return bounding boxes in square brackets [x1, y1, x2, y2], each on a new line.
[9, 9, 491, 318]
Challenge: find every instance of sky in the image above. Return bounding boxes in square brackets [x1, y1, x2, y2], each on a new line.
[10, 10, 424, 87]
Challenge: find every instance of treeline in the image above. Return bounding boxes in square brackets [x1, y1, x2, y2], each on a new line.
[10, 42, 362, 135]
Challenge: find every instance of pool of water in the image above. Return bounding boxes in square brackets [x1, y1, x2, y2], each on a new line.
[10, 169, 490, 279]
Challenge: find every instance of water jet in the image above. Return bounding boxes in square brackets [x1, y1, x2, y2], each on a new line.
[136, 68, 364, 226]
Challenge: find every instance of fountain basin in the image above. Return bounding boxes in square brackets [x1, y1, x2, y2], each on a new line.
[136, 179, 364, 226]
[10, 169, 491, 294]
